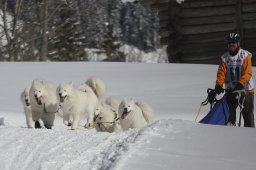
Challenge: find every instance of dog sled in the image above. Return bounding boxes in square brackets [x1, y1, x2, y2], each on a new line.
[195, 88, 245, 126]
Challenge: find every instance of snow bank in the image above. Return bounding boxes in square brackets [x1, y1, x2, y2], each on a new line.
[176, 0, 185, 4]
[121, 45, 168, 63]
[85, 48, 108, 61]
[85, 45, 168, 63]
[0, 63, 256, 170]
[121, 0, 136, 3]
[122, 0, 185, 4]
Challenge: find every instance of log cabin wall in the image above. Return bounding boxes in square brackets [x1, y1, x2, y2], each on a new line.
[142, 0, 256, 65]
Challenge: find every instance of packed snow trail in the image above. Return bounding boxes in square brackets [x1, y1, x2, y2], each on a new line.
[0, 123, 151, 170]
[0, 115, 169, 170]
[2, 117, 256, 170]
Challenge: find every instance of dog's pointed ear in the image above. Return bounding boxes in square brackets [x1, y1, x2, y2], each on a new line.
[32, 79, 37, 84]
[25, 86, 30, 93]
[40, 80, 45, 84]
[59, 82, 63, 86]
[123, 97, 128, 102]
[25, 87, 30, 96]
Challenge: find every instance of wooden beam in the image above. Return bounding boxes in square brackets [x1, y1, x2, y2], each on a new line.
[180, 6, 236, 18]
[182, 0, 236, 8]
[242, 0, 256, 3]
[236, 0, 244, 46]
[181, 14, 234, 26]
[181, 23, 235, 34]
[242, 3, 256, 12]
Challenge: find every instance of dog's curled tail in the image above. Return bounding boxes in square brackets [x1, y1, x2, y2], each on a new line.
[136, 101, 154, 124]
[105, 96, 119, 112]
[86, 76, 106, 98]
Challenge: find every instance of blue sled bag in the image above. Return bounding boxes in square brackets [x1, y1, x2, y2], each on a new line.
[199, 96, 229, 125]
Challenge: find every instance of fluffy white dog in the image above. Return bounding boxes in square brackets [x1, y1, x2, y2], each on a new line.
[20, 86, 34, 128]
[118, 98, 154, 131]
[29, 79, 59, 129]
[57, 76, 105, 130]
[94, 97, 121, 133]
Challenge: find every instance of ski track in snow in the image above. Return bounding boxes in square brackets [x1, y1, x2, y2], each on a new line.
[0, 119, 170, 170]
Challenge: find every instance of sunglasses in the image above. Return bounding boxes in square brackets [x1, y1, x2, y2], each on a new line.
[227, 41, 239, 44]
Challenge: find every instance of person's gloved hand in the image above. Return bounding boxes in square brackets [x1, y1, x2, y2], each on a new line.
[233, 82, 244, 91]
[208, 90, 216, 104]
[214, 85, 224, 95]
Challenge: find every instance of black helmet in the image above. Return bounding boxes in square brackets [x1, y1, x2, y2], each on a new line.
[225, 32, 240, 43]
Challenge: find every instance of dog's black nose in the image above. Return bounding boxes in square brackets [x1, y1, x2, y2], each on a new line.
[59, 93, 61, 96]
[124, 108, 128, 112]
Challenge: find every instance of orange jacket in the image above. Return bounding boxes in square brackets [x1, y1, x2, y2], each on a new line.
[216, 49, 254, 94]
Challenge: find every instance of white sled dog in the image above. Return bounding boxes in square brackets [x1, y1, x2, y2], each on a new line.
[57, 76, 105, 130]
[94, 97, 122, 133]
[29, 79, 59, 129]
[118, 98, 154, 131]
[20, 86, 34, 128]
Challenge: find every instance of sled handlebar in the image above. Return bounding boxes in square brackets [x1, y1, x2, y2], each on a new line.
[204, 88, 242, 107]
[207, 88, 245, 94]
[204, 88, 245, 107]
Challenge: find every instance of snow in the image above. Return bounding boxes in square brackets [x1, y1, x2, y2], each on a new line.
[0, 62, 256, 170]
[176, 0, 185, 4]
[85, 45, 168, 63]
[121, 0, 136, 3]
[121, 0, 185, 4]
[120, 45, 168, 63]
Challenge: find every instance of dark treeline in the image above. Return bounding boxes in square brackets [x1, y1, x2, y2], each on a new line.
[0, 0, 160, 61]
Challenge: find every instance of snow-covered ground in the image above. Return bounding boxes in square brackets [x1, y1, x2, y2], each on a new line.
[0, 62, 256, 170]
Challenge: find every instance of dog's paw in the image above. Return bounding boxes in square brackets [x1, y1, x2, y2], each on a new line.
[35, 121, 43, 128]
[84, 123, 94, 129]
[45, 125, 52, 129]
[35, 121, 39, 128]
[64, 120, 72, 126]
[70, 125, 77, 130]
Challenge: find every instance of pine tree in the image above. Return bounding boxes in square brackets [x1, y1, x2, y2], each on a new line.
[48, 0, 85, 61]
